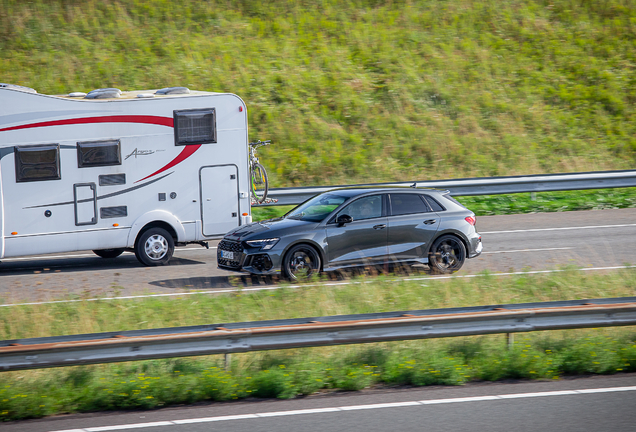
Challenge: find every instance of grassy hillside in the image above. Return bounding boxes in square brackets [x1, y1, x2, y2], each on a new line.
[1, 0, 635, 187]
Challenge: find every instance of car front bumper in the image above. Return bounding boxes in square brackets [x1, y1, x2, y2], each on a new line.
[217, 239, 282, 275]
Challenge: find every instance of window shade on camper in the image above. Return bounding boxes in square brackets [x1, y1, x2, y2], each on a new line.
[174, 109, 217, 145]
[15, 144, 61, 182]
[77, 140, 121, 167]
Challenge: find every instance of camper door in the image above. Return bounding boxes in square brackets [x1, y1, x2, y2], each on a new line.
[200, 165, 240, 236]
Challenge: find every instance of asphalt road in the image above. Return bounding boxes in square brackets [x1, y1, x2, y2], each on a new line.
[4, 374, 636, 432]
[1, 207, 635, 303]
[2, 209, 636, 431]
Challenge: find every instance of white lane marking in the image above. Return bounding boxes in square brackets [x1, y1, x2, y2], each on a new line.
[1, 253, 129, 261]
[49, 386, 636, 432]
[2, 265, 635, 308]
[421, 395, 501, 404]
[87, 422, 175, 431]
[172, 414, 259, 424]
[6, 222, 635, 262]
[339, 401, 421, 410]
[577, 386, 636, 393]
[482, 223, 636, 234]
[406, 265, 636, 282]
[0, 248, 216, 262]
[256, 407, 342, 417]
[483, 247, 573, 254]
[497, 390, 579, 398]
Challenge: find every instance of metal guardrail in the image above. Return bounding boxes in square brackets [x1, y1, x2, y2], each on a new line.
[264, 169, 636, 206]
[1, 297, 636, 371]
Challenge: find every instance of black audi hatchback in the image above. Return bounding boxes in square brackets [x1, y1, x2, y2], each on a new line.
[218, 188, 482, 280]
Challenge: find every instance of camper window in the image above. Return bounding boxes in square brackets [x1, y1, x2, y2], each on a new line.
[14, 144, 61, 182]
[77, 140, 122, 168]
[174, 109, 217, 145]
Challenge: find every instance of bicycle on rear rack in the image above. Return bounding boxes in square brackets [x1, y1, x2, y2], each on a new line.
[249, 140, 271, 204]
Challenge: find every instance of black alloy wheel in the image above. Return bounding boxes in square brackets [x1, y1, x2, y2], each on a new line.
[428, 235, 466, 274]
[283, 244, 321, 281]
[93, 248, 125, 259]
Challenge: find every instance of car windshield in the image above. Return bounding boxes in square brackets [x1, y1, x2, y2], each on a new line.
[285, 194, 348, 222]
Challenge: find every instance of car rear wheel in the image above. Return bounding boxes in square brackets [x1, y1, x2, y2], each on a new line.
[135, 227, 174, 266]
[283, 244, 321, 281]
[428, 235, 466, 274]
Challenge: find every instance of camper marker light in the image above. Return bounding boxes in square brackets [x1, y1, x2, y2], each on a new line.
[11, 232, 17, 235]
[113, 223, 119, 227]
[242, 212, 248, 216]
[239, 106, 243, 112]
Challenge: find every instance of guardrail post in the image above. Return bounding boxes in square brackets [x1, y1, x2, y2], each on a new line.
[507, 333, 514, 350]
[224, 353, 231, 371]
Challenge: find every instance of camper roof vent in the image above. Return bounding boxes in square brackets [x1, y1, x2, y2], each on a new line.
[137, 93, 155, 98]
[0, 83, 37, 94]
[85, 88, 122, 99]
[68, 92, 87, 97]
[155, 87, 190, 95]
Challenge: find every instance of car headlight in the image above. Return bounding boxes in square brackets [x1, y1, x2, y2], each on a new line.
[245, 238, 280, 250]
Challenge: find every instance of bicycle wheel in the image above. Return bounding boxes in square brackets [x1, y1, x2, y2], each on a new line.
[251, 162, 269, 203]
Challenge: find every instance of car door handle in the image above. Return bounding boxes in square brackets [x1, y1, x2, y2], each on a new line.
[373, 224, 386, 230]
[423, 219, 437, 225]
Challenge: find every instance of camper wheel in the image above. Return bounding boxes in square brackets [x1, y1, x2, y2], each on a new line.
[93, 248, 125, 259]
[135, 227, 175, 266]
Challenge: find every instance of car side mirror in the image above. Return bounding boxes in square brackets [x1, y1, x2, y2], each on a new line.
[336, 214, 353, 226]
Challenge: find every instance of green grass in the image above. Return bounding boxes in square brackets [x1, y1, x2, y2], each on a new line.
[1, 269, 636, 420]
[3, 268, 636, 338]
[458, 187, 636, 215]
[252, 187, 636, 220]
[2, 0, 635, 187]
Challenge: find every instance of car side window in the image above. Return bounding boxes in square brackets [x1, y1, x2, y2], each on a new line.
[389, 193, 431, 216]
[423, 195, 445, 212]
[336, 195, 383, 221]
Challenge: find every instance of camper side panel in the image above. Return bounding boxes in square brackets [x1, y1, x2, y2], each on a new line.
[0, 89, 249, 258]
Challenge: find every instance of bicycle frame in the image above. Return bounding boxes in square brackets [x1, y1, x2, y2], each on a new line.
[248, 140, 271, 204]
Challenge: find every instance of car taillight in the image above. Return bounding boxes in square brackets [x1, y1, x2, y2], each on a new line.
[465, 216, 476, 226]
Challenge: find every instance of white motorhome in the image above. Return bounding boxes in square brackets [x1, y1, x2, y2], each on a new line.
[0, 84, 252, 265]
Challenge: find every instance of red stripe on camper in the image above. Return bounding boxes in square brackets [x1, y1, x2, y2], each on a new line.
[135, 144, 201, 183]
[0, 115, 174, 132]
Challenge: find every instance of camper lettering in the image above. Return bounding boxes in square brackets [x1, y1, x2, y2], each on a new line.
[125, 148, 156, 160]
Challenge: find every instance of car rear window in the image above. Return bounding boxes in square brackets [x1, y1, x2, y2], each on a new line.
[423, 195, 446, 212]
[390, 193, 431, 216]
[441, 193, 466, 209]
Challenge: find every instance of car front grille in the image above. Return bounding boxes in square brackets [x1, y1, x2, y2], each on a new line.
[217, 240, 244, 269]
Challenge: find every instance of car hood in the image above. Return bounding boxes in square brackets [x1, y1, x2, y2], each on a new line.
[223, 217, 319, 241]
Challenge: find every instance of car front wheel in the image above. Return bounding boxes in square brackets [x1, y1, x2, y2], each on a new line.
[428, 235, 466, 274]
[283, 244, 321, 281]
